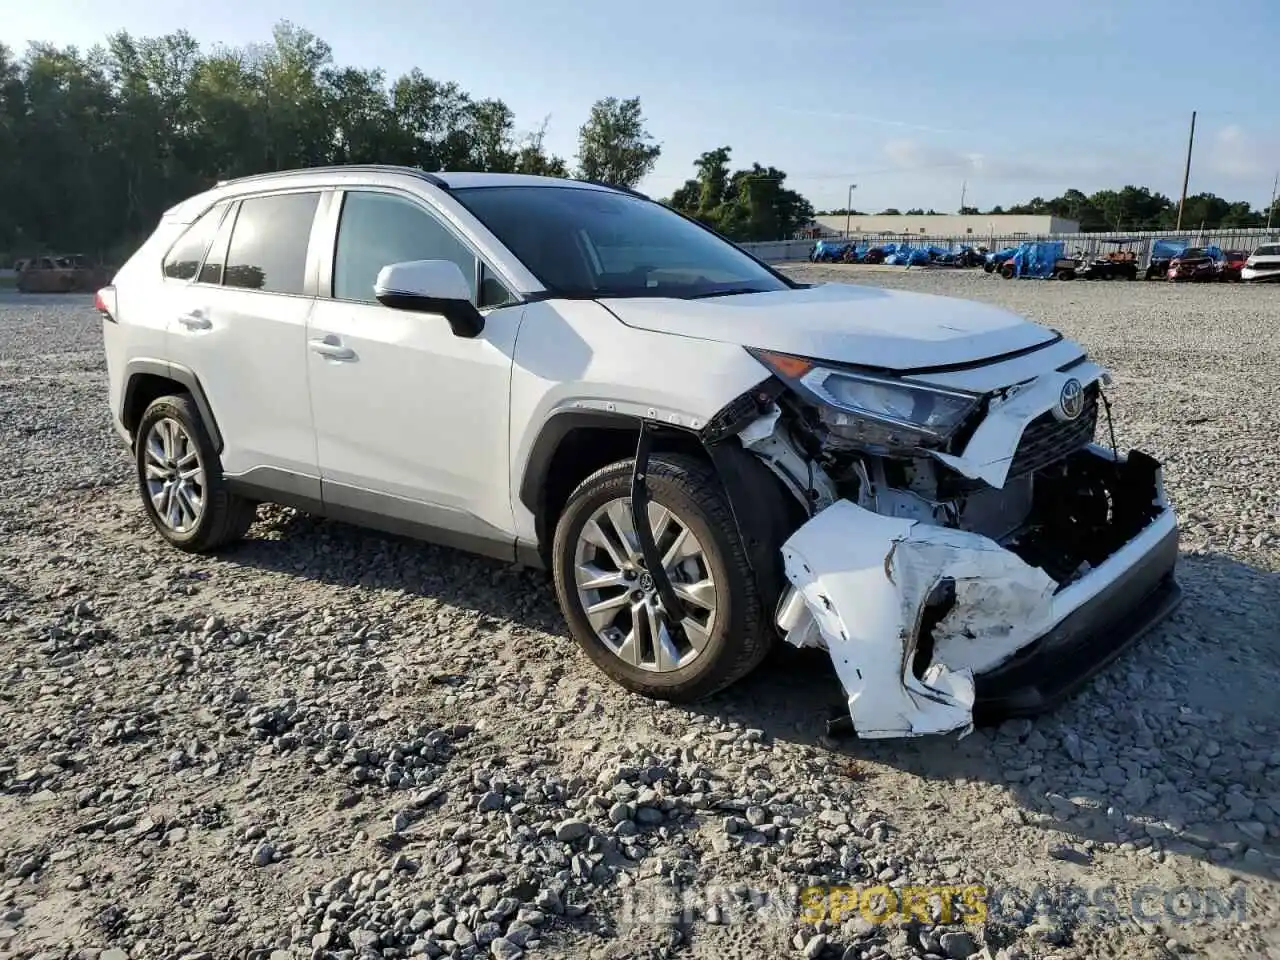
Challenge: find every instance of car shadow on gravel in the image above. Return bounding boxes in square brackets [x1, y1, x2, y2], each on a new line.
[223, 506, 568, 631]
[222, 510, 1279, 881]
[690, 551, 1280, 883]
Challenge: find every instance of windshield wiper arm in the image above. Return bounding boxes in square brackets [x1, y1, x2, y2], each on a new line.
[687, 287, 767, 300]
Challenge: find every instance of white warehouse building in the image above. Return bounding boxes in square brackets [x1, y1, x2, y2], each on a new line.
[812, 214, 1081, 238]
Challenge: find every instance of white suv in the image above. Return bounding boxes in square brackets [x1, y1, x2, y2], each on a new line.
[97, 166, 1181, 738]
[1241, 243, 1280, 282]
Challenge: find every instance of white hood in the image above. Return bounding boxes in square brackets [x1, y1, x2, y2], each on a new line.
[598, 282, 1058, 371]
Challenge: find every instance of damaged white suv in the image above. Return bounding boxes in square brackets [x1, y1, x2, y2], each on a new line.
[98, 166, 1181, 738]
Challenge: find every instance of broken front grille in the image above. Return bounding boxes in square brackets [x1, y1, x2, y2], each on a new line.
[1007, 382, 1100, 480]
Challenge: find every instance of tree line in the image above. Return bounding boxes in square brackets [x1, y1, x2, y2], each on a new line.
[820, 184, 1280, 232]
[0, 21, 813, 264]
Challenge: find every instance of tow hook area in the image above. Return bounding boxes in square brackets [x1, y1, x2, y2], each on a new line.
[775, 500, 1058, 740]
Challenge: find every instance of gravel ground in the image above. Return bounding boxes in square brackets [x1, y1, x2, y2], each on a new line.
[0, 269, 1278, 960]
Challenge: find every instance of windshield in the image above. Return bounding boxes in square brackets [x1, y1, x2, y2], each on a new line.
[1180, 248, 1206, 258]
[1254, 245, 1280, 257]
[452, 185, 792, 299]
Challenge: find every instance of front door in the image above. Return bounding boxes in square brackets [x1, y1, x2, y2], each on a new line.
[305, 188, 524, 555]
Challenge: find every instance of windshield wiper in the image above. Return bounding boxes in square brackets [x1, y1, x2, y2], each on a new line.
[686, 286, 770, 299]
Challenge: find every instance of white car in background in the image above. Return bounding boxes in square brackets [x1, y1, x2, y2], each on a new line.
[95, 165, 1181, 739]
[1241, 243, 1280, 282]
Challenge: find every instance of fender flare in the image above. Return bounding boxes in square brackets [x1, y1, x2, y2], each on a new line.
[123, 359, 224, 452]
[517, 408, 649, 518]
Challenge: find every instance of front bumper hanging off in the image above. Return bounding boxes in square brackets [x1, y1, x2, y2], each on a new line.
[774, 446, 1181, 739]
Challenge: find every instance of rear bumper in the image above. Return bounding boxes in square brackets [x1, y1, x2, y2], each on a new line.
[973, 518, 1181, 721]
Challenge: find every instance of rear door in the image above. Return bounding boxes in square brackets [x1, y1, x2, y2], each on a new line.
[163, 189, 324, 491]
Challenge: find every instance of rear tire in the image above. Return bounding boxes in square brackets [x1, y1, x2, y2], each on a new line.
[551, 454, 770, 702]
[134, 394, 257, 553]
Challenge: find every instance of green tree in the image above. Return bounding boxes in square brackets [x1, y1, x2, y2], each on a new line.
[0, 21, 585, 260]
[666, 147, 813, 241]
[575, 96, 660, 188]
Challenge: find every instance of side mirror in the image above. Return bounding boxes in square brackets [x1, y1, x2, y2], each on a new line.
[374, 260, 484, 338]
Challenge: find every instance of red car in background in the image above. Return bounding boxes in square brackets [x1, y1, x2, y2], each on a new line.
[1218, 250, 1250, 282]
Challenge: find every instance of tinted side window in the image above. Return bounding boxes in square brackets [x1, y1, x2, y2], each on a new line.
[223, 192, 321, 294]
[198, 200, 239, 285]
[163, 202, 229, 280]
[479, 263, 515, 308]
[333, 191, 476, 303]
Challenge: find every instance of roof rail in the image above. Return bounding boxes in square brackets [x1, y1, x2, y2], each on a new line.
[214, 164, 449, 190]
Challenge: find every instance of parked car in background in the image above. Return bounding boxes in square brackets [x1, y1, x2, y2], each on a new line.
[1241, 244, 1280, 282]
[16, 253, 112, 293]
[1146, 238, 1189, 280]
[1218, 250, 1251, 282]
[1166, 247, 1220, 282]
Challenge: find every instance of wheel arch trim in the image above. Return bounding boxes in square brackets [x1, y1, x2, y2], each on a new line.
[123, 359, 224, 453]
[517, 398, 721, 514]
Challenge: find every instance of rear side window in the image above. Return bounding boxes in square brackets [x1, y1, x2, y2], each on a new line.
[223, 192, 321, 295]
[333, 191, 477, 303]
[198, 200, 239, 285]
[163, 201, 229, 280]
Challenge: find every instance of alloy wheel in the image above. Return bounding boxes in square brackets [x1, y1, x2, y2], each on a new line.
[573, 497, 718, 673]
[143, 417, 206, 533]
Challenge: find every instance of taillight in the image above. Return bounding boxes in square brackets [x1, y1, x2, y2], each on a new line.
[95, 286, 118, 323]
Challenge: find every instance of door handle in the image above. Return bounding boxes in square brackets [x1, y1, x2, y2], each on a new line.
[309, 338, 356, 361]
[177, 311, 211, 330]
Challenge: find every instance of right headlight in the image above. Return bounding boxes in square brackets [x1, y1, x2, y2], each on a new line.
[748, 348, 983, 451]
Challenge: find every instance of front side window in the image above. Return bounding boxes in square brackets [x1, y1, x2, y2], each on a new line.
[333, 191, 478, 303]
[452, 185, 792, 299]
[223, 191, 321, 294]
[163, 201, 229, 280]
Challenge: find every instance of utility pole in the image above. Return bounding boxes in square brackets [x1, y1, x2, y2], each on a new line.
[1267, 171, 1278, 232]
[1175, 110, 1196, 231]
[845, 184, 858, 237]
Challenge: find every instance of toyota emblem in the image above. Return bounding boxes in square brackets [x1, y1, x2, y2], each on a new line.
[1056, 378, 1084, 421]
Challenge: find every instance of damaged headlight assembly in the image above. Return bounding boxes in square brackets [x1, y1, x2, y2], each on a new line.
[748, 348, 982, 452]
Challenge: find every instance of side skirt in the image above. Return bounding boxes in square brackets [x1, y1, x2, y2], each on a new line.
[225, 466, 526, 567]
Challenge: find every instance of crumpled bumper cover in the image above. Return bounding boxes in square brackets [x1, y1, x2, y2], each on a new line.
[775, 450, 1181, 739]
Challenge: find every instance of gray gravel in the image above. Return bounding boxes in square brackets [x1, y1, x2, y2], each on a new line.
[0, 272, 1278, 960]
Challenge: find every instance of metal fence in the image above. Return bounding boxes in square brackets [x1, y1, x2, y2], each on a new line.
[740, 228, 1280, 264]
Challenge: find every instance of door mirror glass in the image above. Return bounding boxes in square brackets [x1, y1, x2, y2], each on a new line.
[374, 260, 485, 338]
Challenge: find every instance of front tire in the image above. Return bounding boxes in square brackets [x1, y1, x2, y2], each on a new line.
[134, 394, 256, 553]
[551, 454, 769, 702]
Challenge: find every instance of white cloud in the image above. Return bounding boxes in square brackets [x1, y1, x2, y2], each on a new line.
[1204, 124, 1275, 181]
[882, 138, 980, 172]
[879, 138, 1148, 187]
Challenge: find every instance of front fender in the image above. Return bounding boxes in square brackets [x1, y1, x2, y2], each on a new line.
[507, 299, 770, 543]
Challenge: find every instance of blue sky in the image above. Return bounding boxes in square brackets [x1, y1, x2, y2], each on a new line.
[8, 0, 1280, 213]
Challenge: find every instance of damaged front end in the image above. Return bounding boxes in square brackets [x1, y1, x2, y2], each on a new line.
[713, 349, 1181, 739]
